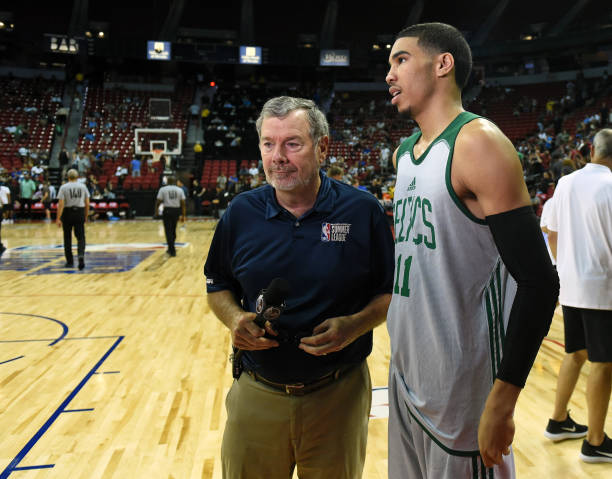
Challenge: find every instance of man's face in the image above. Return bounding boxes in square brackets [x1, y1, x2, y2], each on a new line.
[260, 110, 328, 192]
[386, 36, 436, 117]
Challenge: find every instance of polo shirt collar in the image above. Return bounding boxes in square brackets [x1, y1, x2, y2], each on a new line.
[584, 163, 611, 173]
[265, 170, 335, 219]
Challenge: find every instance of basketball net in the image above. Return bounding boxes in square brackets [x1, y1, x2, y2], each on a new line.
[152, 149, 164, 164]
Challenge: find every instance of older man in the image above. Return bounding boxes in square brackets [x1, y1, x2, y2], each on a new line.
[204, 96, 394, 479]
[544, 128, 612, 462]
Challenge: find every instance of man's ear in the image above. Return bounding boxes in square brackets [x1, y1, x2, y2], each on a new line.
[436, 52, 455, 79]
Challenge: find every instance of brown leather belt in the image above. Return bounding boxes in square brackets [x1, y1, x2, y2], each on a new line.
[245, 363, 357, 396]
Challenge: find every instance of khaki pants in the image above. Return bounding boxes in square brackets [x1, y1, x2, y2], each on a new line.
[222, 361, 371, 479]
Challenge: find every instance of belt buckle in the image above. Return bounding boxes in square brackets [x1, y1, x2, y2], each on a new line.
[285, 383, 305, 395]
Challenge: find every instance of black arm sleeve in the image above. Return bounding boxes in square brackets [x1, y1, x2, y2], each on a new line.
[486, 205, 559, 388]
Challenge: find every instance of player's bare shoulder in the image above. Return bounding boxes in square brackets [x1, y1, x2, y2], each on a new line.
[452, 117, 529, 216]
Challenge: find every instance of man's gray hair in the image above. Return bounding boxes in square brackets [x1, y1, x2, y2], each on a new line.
[593, 128, 612, 160]
[67, 168, 79, 180]
[255, 96, 329, 145]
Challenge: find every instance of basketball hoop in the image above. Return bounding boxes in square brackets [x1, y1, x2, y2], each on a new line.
[152, 149, 164, 165]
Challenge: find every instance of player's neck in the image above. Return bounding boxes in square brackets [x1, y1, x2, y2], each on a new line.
[414, 94, 464, 144]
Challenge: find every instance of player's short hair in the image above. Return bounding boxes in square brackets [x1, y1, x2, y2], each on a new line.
[256, 96, 329, 146]
[166, 176, 177, 185]
[396, 22, 472, 90]
[67, 169, 78, 180]
[593, 128, 612, 160]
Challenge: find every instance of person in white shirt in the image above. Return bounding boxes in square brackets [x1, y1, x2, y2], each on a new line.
[544, 128, 612, 463]
[0, 181, 10, 255]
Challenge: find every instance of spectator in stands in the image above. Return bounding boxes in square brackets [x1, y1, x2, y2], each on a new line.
[19, 173, 37, 219]
[327, 165, 345, 182]
[216, 172, 227, 191]
[248, 161, 259, 177]
[131, 156, 141, 177]
[211, 184, 230, 219]
[104, 183, 116, 200]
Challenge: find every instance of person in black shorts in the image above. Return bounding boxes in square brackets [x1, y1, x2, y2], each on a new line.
[544, 128, 612, 463]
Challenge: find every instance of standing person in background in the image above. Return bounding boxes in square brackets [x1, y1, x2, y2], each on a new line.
[385, 22, 559, 478]
[0, 178, 10, 255]
[19, 173, 36, 219]
[544, 128, 612, 463]
[56, 169, 90, 270]
[41, 180, 52, 221]
[155, 176, 186, 257]
[204, 96, 395, 479]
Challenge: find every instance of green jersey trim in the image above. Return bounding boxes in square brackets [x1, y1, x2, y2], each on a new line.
[485, 260, 506, 383]
[443, 112, 488, 225]
[406, 404, 481, 457]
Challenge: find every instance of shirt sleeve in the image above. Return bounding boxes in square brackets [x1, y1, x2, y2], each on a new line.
[369, 202, 395, 297]
[203, 203, 242, 296]
[156, 189, 164, 200]
[544, 190, 559, 232]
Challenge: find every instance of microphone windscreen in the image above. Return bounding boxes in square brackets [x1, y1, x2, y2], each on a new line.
[263, 277, 291, 306]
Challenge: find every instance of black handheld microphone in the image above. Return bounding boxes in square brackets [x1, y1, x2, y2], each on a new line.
[253, 277, 291, 328]
[231, 277, 291, 379]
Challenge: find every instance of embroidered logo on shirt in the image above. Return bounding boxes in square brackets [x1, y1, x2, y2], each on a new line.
[407, 177, 416, 191]
[321, 223, 351, 242]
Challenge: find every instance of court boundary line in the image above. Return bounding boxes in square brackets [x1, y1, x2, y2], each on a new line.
[0, 335, 124, 479]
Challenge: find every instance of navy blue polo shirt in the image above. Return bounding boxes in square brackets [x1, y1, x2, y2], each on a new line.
[204, 171, 395, 383]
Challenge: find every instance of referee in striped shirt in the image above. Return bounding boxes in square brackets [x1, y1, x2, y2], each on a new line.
[56, 169, 90, 270]
[155, 176, 186, 257]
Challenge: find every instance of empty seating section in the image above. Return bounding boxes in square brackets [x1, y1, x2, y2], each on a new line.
[0, 76, 63, 171]
[201, 159, 237, 188]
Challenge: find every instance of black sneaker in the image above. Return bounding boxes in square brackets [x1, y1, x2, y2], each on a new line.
[65, 261, 74, 268]
[580, 434, 612, 463]
[78, 258, 85, 270]
[0, 244, 6, 256]
[544, 411, 587, 441]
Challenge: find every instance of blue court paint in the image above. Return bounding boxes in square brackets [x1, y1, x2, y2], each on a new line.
[32, 251, 155, 275]
[0, 356, 24, 365]
[0, 336, 124, 479]
[11, 465, 54, 471]
[0, 312, 68, 346]
[62, 408, 94, 413]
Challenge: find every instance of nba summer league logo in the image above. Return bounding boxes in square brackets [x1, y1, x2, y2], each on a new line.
[321, 223, 351, 242]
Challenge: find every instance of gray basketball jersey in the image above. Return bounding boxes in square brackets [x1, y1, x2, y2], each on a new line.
[387, 112, 517, 454]
[57, 182, 89, 207]
[157, 185, 185, 207]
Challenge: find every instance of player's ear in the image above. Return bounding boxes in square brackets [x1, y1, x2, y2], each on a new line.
[436, 52, 454, 78]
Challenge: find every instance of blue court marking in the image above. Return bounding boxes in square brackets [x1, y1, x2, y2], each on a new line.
[0, 356, 24, 365]
[11, 465, 54, 471]
[0, 312, 68, 347]
[31, 250, 155, 275]
[0, 252, 63, 271]
[0, 335, 124, 479]
[62, 408, 94, 413]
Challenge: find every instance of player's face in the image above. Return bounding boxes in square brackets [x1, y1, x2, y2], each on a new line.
[386, 36, 436, 117]
[260, 110, 328, 192]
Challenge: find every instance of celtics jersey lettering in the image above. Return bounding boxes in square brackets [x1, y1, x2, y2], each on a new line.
[387, 112, 517, 454]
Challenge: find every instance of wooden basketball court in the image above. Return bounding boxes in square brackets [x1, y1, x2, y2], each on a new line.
[0, 218, 610, 478]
